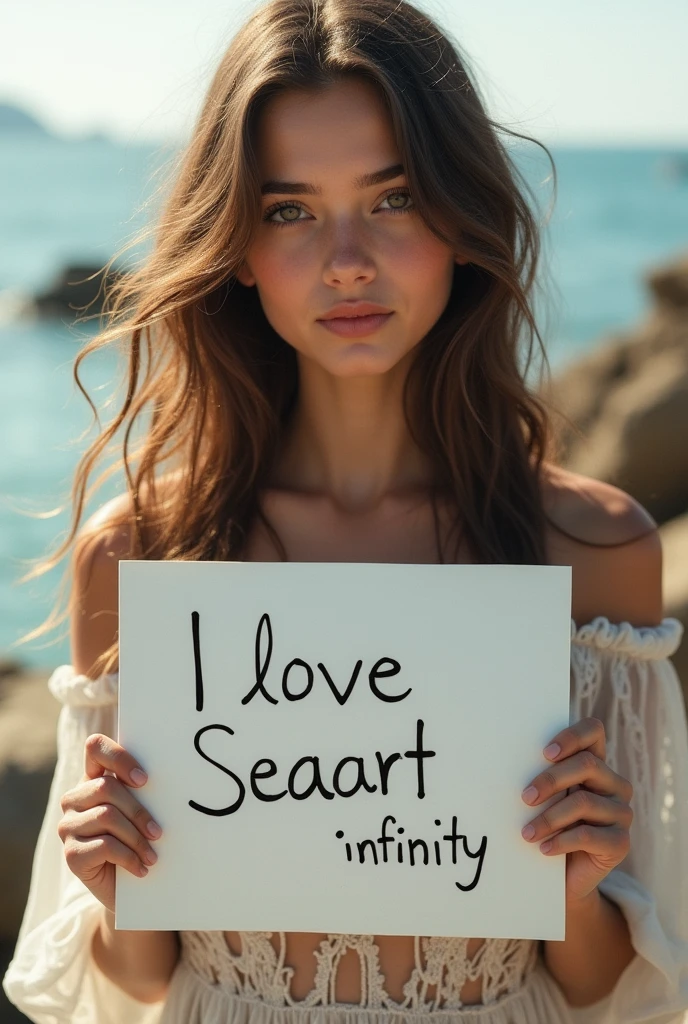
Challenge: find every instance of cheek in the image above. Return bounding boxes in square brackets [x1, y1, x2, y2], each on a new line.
[387, 233, 455, 308]
[249, 239, 312, 312]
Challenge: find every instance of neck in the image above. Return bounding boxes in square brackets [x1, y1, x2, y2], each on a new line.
[273, 354, 433, 512]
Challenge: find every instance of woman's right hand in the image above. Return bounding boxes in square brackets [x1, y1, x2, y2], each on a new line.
[57, 733, 163, 913]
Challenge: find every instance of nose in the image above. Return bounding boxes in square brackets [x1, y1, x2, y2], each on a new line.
[323, 224, 377, 287]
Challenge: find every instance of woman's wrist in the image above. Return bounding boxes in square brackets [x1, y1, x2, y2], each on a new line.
[543, 886, 635, 1007]
[565, 885, 603, 916]
[91, 904, 180, 1004]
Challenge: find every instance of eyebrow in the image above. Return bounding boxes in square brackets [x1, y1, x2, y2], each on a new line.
[260, 163, 405, 197]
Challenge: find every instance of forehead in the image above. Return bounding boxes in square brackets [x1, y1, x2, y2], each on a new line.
[254, 78, 400, 181]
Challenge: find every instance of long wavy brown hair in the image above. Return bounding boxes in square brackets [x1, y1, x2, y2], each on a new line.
[18, 0, 569, 676]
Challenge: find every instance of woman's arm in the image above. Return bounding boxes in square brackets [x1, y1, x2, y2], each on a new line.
[543, 890, 634, 1006]
[535, 508, 664, 1007]
[73, 503, 181, 1002]
[92, 909, 180, 1003]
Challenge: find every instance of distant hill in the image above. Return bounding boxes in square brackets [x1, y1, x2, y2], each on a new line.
[0, 102, 52, 134]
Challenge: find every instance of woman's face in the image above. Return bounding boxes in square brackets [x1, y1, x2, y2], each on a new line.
[236, 77, 464, 378]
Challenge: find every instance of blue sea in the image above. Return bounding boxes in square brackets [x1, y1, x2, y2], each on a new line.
[1, 135, 687, 669]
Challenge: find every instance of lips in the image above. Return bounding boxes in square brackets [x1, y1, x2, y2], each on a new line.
[318, 302, 393, 321]
[316, 311, 394, 337]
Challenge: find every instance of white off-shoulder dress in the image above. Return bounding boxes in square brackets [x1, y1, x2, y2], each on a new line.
[4, 616, 688, 1024]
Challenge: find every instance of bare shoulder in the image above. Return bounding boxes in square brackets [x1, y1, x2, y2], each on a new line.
[70, 492, 135, 677]
[70, 472, 179, 677]
[541, 463, 663, 628]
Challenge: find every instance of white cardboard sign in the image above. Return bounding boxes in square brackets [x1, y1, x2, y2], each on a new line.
[117, 561, 571, 939]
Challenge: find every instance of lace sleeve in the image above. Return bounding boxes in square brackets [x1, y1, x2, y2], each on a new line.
[566, 617, 688, 1024]
[1, 666, 163, 1024]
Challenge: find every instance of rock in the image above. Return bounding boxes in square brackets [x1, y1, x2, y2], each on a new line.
[659, 512, 688, 702]
[32, 263, 127, 320]
[545, 337, 631, 461]
[0, 659, 24, 680]
[544, 252, 688, 526]
[647, 255, 688, 311]
[0, 664, 58, 940]
[561, 347, 688, 525]
[0, 937, 30, 1023]
[0, 102, 51, 135]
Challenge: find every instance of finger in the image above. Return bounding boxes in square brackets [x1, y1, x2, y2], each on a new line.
[83, 733, 148, 788]
[522, 750, 631, 805]
[538, 823, 631, 860]
[542, 717, 606, 764]
[64, 832, 150, 879]
[63, 803, 159, 866]
[522, 789, 633, 844]
[60, 775, 163, 842]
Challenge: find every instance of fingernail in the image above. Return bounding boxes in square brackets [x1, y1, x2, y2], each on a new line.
[143, 848, 158, 865]
[139, 864, 148, 876]
[521, 824, 535, 840]
[147, 821, 162, 839]
[543, 742, 561, 760]
[130, 768, 148, 786]
[540, 840, 553, 853]
[522, 785, 538, 803]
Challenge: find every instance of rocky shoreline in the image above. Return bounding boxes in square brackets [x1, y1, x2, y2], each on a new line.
[0, 660, 59, 1021]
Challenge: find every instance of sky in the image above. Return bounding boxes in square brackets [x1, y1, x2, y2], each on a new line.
[2, 0, 687, 147]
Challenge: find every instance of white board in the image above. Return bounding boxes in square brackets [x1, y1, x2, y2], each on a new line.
[117, 561, 571, 939]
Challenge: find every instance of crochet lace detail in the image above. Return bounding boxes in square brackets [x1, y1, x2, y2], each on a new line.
[178, 932, 539, 1010]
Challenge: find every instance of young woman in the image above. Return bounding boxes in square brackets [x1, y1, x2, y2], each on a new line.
[4, 1, 688, 1022]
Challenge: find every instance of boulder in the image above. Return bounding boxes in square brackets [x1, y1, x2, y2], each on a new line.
[544, 252, 688, 527]
[0, 937, 30, 1023]
[32, 263, 127, 320]
[659, 512, 688, 703]
[647, 255, 688, 311]
[0, 664, 58, 940]
[561, 347, 688, 525]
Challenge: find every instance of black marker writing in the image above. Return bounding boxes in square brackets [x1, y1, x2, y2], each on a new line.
[317, 660, 363, 706]
[188, 724, 244, 815]
[403, 719, 436, 798]
[332, 756, 378, 797]
[368, 658, 409, 702]
[282, 659, 314, 700]
[454, 835, 488, 891]
[250, 759, 287, 802]
[189, 719, 432, 813]
[191, 610, 204, 712]
[241, 612, 277, 706]
[238, 614, 412, 706]
[335, 815, 488, 891]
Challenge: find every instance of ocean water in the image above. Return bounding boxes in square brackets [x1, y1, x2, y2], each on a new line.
[1, 135, 687, 668]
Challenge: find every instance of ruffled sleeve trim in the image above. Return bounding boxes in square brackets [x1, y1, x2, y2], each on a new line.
[47, 664, 119, 707]
[570, 616, 684, 660]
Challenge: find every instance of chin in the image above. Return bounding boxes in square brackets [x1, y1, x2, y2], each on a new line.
[322, 340, 415, 378]
[326, 352, 403, 377]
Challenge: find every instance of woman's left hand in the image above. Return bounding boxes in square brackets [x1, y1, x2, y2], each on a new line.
[520, 717, 633, 905]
